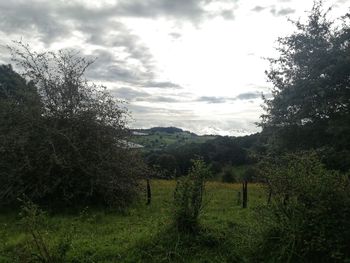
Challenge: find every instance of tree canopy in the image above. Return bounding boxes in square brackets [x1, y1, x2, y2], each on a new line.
[261, 3, 350, 170]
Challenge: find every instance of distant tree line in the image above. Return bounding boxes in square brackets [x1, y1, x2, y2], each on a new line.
[144, 134, 263, 178]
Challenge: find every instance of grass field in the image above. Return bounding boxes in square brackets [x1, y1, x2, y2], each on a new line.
[0, 180, 267, 262]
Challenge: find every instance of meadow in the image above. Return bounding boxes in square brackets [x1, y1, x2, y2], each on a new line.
[0, 180, 266, 262]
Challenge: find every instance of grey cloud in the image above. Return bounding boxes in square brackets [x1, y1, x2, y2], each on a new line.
[86, 49, 152, 84]
[111, 87, 181, 103]
[116, 0, 205, 21]
[112, 87, 150, 100]
[169, 32, 182, 39]
[0, 0, 237, 45]
[276, 7, 296, 16]
[197, 96, 227, 104]
[88, 64, 141, 83]
[129, 104, 193, 117]
[0, 0, 232, 89]
[142, 81, 182, 89]
[270, 7, 296, 16]
[251, 6, 267, 12]
[220, 9, 235, 20]
[142, 96, 181, 103]
[251, 5, 295, 16]
[0, 1, 183, 88]
[0, 1, 70, 45]
[196, 92, 262, 104]
[234, 92, 261, 100]
[79, 21, 155, 76]
[115, 0, 239, 21]
[71, 18, 181, 90]
[85, 46, 182, 89]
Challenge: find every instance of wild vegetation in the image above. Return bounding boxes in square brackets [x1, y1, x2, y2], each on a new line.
[1, 2, 350, 262]
[0, 43, 144, 209]
[0, 180, 266, 262]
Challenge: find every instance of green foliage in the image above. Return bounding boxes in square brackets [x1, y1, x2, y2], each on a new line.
[148, 153, 179, 178]
[127, 226, 243, 263]
[146, 135, 253, 177]
[0, 64, 42, 204]
[221, 167, 236, 183]
[261, 2, 350, 170]
[0, 43, 144, 209]
[0, 180, 266, 262]
[18, 199, 73, 262]
[258, 152, 350, 262]
[173, 159, 212, 232]
[243, 167, 257, 182]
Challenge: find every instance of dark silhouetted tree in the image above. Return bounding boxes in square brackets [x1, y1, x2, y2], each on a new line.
[261, 2, 350, 170]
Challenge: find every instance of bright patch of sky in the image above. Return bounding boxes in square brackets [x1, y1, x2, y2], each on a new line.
[0, 0, 348, 135]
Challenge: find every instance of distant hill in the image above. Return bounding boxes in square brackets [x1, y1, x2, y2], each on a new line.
[133, 126, 195, 135]
[130, 127, 216, 151]
[149, 127, 184, 134]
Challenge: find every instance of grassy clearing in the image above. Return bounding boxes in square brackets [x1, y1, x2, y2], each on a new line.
[0, 180, 267, 262]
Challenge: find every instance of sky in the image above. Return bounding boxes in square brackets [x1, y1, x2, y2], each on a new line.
[0, 0, 349, 136]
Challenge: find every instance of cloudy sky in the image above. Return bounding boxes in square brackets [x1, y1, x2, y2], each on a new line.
[0, 0, 348, 135]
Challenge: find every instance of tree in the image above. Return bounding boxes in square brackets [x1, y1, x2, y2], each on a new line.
[0, 64, 43, 205]
[260, 2, 350, 169]
[0, 42, 144, 208]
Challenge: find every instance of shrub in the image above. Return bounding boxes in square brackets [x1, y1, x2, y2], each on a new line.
[258, 152, 350, 262]
[18, 199, 73, 262]
[173, 159, 212, 232]
[0, 43, 144, 209]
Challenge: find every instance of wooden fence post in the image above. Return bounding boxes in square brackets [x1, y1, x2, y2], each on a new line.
[146, 178, 151, 205]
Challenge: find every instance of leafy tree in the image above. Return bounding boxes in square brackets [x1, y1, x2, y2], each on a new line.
[261, 2, 350, 170]
[0, 42, 144, 208]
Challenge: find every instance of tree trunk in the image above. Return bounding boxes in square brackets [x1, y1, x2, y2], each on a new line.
[146, 178, 151, 205]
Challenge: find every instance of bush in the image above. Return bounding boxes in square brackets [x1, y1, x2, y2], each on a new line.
[173, 159, 212, 232]
[258, 152, 350, 262]
[0, 43, 144, 209]
[18, 199, 73, 262]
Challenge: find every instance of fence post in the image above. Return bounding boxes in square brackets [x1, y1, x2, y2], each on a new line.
[146, 178, 151, 205]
